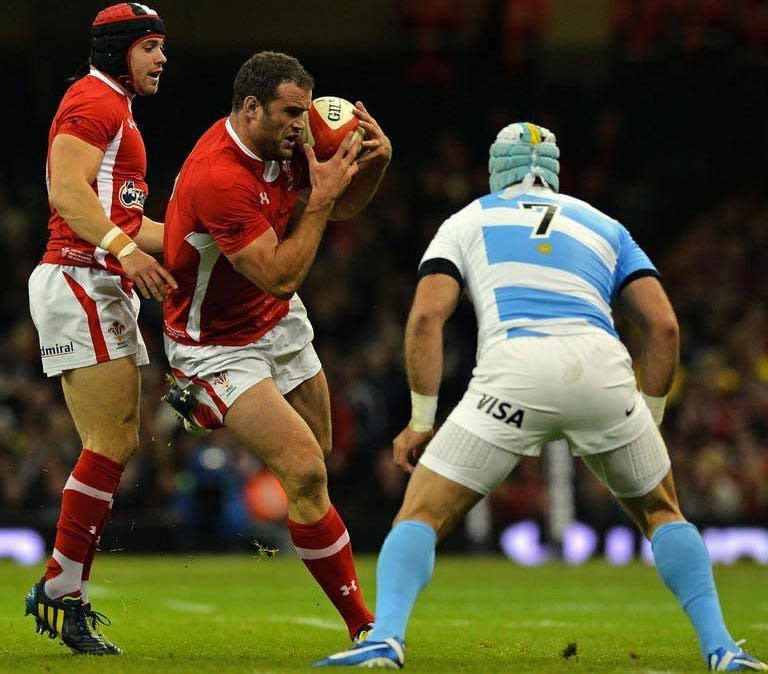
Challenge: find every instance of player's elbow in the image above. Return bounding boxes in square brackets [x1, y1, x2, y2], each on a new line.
[262, 269, 300, 300]
[651, 312, 679, 347]
[266, 282, 296, 301]
[408, 307, 446, 336]
[646, 312, 680, 360]
[230, 256, 297, 300]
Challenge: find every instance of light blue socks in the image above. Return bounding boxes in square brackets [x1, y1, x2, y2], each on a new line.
[651, 521, 738, 660]
[369, 518, 735, 659]
[368, 520, 437, 642]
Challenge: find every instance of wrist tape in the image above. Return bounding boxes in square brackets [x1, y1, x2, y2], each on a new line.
[409, 391, 438, 432]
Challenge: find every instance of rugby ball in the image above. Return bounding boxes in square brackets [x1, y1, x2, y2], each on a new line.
[302, 96, 363, 160]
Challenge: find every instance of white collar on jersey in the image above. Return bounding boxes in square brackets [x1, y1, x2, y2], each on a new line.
[88, 67, 133, 102]
[224, 117, 281, 183]
[498, 183, 555, 200]
[225, 117, 262, 161]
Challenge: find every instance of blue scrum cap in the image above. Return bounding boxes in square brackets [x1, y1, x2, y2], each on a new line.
[488, 122, 560, 193]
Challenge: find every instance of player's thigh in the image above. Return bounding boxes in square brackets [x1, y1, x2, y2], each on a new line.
[284, 368, 332, 456]
[408, 420, 523, 539]
[61, 356, 141, 462]
[224, 377, 326, 489]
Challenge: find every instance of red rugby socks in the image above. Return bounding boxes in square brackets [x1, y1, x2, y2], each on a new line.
[289, 505, 374, 639]
[43, 449, 124, 600]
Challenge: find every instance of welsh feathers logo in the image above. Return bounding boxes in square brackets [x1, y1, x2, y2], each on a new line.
[212, 371, 235, 395]
[119, 180, 147, 210]
[107, 321, 128, 348]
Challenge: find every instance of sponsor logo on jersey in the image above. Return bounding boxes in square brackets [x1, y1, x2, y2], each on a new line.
[61, 247, 94, 265]
[119, 180, 147, 210]
[106, 321, 128, 348]
[476, 393, 525, 427]
[40, 341, 75, 359]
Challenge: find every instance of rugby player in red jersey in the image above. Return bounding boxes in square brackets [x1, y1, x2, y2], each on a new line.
[162, 51, 391, 642]
[25, 3, 176, 655]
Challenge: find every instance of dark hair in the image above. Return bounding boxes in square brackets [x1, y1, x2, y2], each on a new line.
[232, 51, 314, 112]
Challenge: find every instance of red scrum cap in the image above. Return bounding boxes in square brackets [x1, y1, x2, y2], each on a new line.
[89, 3, 165, 91]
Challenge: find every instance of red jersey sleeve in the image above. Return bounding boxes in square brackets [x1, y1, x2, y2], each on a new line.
[195, 178, 273, 255]
[55, 93, 123, 152]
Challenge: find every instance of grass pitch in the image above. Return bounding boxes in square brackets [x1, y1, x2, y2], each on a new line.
[0, 554, 765, 673]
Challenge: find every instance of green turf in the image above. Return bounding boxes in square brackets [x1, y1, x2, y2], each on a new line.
[0, 555, 765, 673]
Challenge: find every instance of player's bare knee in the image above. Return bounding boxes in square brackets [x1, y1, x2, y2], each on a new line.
[624, 474, 684, 538]
[78, 414, 138, 458]
[88, 432, 138, 463]
[641, 499, 684, 538]
[283, 453, 328, 501]
[113, 418, 139, 452]
[394, 499, 455, 540]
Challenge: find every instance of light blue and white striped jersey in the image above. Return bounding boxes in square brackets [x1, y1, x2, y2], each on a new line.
[419, 185, 658, 359]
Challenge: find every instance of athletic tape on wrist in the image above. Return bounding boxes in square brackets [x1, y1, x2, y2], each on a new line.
[99, 226, 124, 250]
[409, 391, 438, 432]
[116, 241, 138, 260]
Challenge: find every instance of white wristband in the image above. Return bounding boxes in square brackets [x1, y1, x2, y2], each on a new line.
[409, 391, 438, 432]
[99, 226, 124, 250]
[642, 392, 667, 427]
[116, 241, 138, 260]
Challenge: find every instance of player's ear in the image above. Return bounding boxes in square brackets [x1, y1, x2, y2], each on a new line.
[243, 95, 262, 119]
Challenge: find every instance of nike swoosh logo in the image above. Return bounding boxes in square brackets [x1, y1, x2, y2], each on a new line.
[625, 404, 635, 416]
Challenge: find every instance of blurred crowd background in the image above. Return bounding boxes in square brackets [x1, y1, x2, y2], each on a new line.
[0, 0, 766, 555]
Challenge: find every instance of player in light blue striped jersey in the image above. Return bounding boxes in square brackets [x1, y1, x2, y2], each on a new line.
[313, 122, 766, 671]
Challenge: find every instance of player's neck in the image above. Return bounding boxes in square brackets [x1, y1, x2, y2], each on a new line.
[89, 67, 135, 99]
[227, 113, 262, 160]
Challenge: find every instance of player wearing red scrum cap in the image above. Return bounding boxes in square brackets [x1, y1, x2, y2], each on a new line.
[25, 3, 176, 655]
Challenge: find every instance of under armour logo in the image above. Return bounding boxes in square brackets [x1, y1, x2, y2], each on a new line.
[340, 580, 358, 596]
[259, 192, 270, 205]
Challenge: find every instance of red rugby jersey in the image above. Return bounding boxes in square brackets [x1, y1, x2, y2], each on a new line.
[163, 117, 309, 346]
[42, 68, 148, 276]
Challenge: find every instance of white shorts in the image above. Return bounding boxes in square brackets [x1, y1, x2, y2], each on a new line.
[421, 420, 670, 498]
[164, 295, 322, 426]
[28, 264, 148, 377]
[448, 331, 654, 457]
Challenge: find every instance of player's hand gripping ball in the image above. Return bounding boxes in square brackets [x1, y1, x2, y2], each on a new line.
[301, 96, 364, 160]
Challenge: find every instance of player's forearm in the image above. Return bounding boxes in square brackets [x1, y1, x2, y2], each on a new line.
[639, 322, 679, 397]
[49, 179, 119, 246]
[236, 196, 333, 300]
[405, 311, 444, 396]
[329, 157, 388, 221]
[134, 216, 164, 253]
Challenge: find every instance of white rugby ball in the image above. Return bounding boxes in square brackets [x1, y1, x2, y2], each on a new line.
[302, 96, 363, 160]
